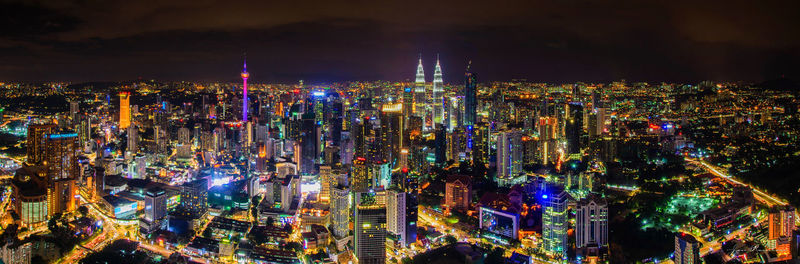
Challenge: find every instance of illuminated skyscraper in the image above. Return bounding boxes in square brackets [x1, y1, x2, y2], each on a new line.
[45, 132, 79, 217]
[674, 233, 700, 264]
[496, 130, 523, 186]
[119, 92, 131, 129]
[241, 58, 250, 122]
[354, 192, 387, 264]
[432, 55, 444, 127]
[330, 185, 350, 239]
[26, 124, 56, 164]
[542, 184, 568, 257]
[444, 174, 471, 212]
[352, 157, 371, 193]
[414, 56, 426, 118]
[464, 62, 477, 126]
[386, 189, 407, 245]
[576, 195, 608, 252]
[402, 87, 414, 127]
[565, 102, 584, 155]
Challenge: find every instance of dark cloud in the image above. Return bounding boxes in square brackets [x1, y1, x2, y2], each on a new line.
[1, 0, 799, 83]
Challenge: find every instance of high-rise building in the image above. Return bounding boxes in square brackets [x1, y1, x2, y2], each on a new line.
[69, 101, 79, 121]
[354, 192, 387, 264]
[414, 57, 426, 118]
[386, 189, 407, 246]
[674, 233, 700, 264]
[463, 63, 477, 126]
[127, 125, 138, 157]
[542, 184, 568, 256]
[401, 86, 414, 124]
[769, 205, 796, 240]
[11, 165, 48, 227]
[576, 195, 608, 250]
[26, 124, 56, 164]
[351, 157, 371, 193]
[45, 132, 79, 217]
[565, 102, 584, 155]
[782, 206, 796, 238]
[319, 165, 333, 203]
[403, 171, 418, 246]
[119, 92, 131, 129]
[432, 55, 444, 127]
[241, 58, 250, 122]
[181, 179, 208, 217]
[496, 130, 523, 186]
[330, 185, 350, 239]
[145, 187, 168, 222]
[444, 174, 471, 212]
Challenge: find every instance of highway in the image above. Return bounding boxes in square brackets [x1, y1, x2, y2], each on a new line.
[686, 158, 788, 207]
[685, 157, 796, 257]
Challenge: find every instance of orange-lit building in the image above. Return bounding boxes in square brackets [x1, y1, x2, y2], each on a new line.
[119, 92, 131, 129]
[444, 174, 471, 212]
[45, 132, 80, 217]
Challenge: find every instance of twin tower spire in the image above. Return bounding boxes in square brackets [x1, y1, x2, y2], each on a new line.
[415, 54, 443, 85]
[414, 54, 445, 130]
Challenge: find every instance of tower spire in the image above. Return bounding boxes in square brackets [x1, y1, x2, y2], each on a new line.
[241, 53, 249, 122]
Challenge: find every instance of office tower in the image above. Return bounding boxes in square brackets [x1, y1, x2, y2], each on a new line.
[538, 116, 559, 165]
[771, 207, 783, 240]
[403, 172, 418, 246]
[782, 206, 796, 238]
[387, 189, 407, 246]
[11, 165, 48, 226]
[566, 102, 584, 155]
[330, 185, 350, 239]
[26, 124, 56, 164]
[378, 105, 402, 164]
[496, 130, 523, 186]
[351, 157, 371, 193]
[432, 55, 444, 127]
[241, 58, 249, 122]
[280, 175, 301, 212]
[93, 166, 106, 200]
[595, 107, 609, 136]
[542, 184, 568, 256]
[127, 125, 138, 156]
[354, 193, 387, 264]
[77, 115, 90, 150]
[576, 195, 608, 250]
[770, 205, 796, 240]
[463, 63, 477, 126]
[402, 87, 414, 127]
[45, 131, 79, 216]
[119, 92, 131, 129]
[414, 57, 426, 118]
[674, 233, 701, 264]
[69, 101, 79, 121]
[0, 236, 32, 264]
[434, 127, 446, 165]
[445, 174, 471, 212]
[145, 187, 168, 222]
[319, 165, 333, 203]
[181, 179, 208, 217]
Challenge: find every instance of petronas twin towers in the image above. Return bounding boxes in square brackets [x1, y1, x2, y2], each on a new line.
[413, 55, 444, 130]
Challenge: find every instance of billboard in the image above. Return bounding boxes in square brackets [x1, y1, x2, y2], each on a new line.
[479, 206, 520, 240]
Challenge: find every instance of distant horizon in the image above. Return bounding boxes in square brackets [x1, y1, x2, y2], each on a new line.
[2, 75, 797, 86]
[1, 1, 798, 83]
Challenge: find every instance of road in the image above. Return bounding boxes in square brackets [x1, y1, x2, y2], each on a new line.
[686, 158, 787, 207]
[685, 157, 797, 257]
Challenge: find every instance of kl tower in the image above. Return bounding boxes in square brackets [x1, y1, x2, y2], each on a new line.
[241, 57, 249, 122]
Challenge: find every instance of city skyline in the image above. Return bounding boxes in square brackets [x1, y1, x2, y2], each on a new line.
[1, 1, 800, 264]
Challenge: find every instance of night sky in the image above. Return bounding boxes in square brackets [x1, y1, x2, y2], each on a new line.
[1, 0, 799, 84]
